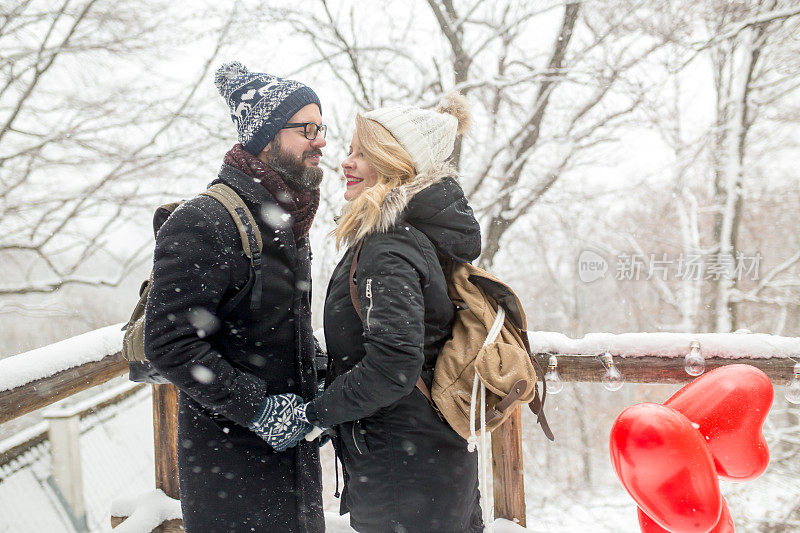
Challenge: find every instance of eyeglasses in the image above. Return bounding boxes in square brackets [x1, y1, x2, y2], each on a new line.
[282, 122, 327, 140]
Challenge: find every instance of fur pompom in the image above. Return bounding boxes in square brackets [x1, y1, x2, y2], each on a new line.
[437, 92, 471, 135]
[214, 61, 248, 95]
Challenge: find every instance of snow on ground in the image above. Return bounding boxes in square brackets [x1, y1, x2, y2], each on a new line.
[0, 323, 125, 392]
[0, 385, 154, 532]
[103, 507, 530, 533]
[322, 514, 530, 532]
[0, 385, 633, 532]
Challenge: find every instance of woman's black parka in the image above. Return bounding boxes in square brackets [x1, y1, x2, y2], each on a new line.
[306, 169, 483, 533]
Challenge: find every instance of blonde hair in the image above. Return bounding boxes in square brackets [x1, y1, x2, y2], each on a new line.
[334, 114, 416, 249]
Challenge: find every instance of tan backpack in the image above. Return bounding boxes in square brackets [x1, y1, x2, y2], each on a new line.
[349, 239, 553, 442]
[122, 183, 263, 383]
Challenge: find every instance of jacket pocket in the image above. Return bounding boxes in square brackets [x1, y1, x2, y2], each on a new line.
[350, 419, 370, 455]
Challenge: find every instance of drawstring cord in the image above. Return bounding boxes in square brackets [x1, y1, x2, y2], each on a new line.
[334, 452, 341, 498]
[467, 306, 505, 533]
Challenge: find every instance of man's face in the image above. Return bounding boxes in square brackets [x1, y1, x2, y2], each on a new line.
[259, 103, 326, 191]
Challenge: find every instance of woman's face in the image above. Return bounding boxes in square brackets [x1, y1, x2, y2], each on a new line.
[341, 131, 379, 201]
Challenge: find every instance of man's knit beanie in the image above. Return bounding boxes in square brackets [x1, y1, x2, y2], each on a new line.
[363, 92, 471, 174]
[215, 61, 321, 156]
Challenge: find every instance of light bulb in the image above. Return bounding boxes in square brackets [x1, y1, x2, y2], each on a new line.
[600, 352, 624, 391]
[786, 363, 800, 405]
[684, 340, 705, 376]
[544, 355, 564, 394]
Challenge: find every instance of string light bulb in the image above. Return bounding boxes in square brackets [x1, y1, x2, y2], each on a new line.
[684, 340, 706, 377]
[600, 352, 624, 391]
[786, 363, 800, 405]
[544, 355, 564, 394]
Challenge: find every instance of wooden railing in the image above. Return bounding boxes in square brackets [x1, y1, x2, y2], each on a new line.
[0, 346, 181, 532]
[0, 353, 129, 425]
[1, 329, 797, 531]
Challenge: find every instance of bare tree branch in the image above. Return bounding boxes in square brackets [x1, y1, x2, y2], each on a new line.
[693, 4, 800, 51]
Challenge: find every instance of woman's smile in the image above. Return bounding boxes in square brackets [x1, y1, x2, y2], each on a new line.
[345, 174, 364, 187]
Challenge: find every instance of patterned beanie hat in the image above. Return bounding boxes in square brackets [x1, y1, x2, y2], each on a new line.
[363, 92, 471, 174]
[215, 61, 321, 155]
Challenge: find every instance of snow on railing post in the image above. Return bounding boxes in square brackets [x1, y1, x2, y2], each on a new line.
[43, 402, 88, 532]
[111, 383, 183, 532]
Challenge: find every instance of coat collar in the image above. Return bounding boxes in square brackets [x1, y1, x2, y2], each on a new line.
[213, 163, 301, 266]
[372, 162, 456, 234]
[215, 163, 272, 205]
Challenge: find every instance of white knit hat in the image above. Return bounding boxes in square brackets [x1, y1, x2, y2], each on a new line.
[363, 93, 470, 174]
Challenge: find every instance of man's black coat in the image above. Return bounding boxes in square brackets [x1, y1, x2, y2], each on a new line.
[144, 164, 323, 533]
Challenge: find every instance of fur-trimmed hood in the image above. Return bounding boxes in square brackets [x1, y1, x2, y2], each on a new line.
[375, 162, 481, 262]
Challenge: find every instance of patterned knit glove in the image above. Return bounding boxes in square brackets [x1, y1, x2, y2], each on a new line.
[248, 393, 312, 452]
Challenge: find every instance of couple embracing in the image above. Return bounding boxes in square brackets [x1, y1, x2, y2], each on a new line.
[144, 62, 483, 533]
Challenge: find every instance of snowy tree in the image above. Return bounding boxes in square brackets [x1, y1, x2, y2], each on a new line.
[700, 0, 800, 332]
[547, 0, 800, 335]
[0, 0, 237, 303]
[266, 0, 673, 269]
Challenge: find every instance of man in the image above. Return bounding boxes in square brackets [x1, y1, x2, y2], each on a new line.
[144, 62, 325, 532]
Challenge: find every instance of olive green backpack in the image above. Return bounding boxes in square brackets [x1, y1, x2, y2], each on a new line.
[121, 183, 263, 383]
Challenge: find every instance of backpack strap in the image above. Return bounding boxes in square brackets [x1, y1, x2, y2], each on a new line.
[348, 238, 434, 407]
[201, 183, 264, 311]
[414, 377, 434, 404]
[521, 331, 555, 441]
[201, 183, 264, 256]
[484, 378, 530, 424]
[348, 238, 365, 320]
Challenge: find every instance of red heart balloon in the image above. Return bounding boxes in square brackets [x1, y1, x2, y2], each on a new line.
[665, 364, 773, 481]
[611, 403, 721, 533]
[638, 496, 735, 533]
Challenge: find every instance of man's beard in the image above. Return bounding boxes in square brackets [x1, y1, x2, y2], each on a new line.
[267, 138, 324, 191]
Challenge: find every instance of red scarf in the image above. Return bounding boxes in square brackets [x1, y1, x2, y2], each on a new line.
[223, 144, 319, 242]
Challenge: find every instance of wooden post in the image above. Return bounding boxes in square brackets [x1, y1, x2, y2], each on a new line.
[152, 383, 180, 499]
[491, 406, 526, 527]
[43, 403, 88, 532]
[111, 383, 183, 531]
[150, 383, 184, 532]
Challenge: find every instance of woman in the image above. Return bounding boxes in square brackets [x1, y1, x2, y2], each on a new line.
[301, 94, 483, 532]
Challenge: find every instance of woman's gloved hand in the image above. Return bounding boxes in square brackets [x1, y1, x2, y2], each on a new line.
[302, 381, 331, 446]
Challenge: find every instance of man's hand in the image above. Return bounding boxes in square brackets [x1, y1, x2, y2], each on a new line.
[248, 393, 312, 452]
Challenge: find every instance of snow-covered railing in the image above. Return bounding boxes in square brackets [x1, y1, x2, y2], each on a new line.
[529, 331, 799, 383]
[1, 326, 798, 531]
[0, 324, 128, 424]
[0, 325, 180, 532]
